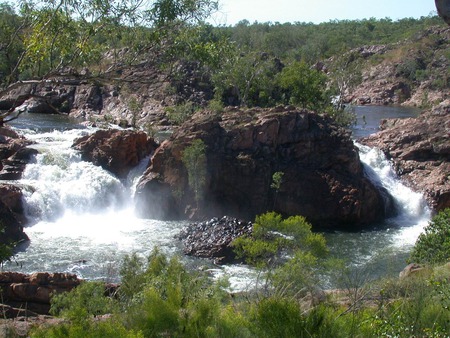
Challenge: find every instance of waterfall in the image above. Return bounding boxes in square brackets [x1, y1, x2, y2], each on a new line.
[5, 121, 431, 287]
[21, 129, 127, 222]
[9, 127, 183, 281]
[357, 142, 431, 246]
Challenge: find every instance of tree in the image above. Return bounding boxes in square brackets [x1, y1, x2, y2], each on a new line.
[11, 0, 219, 79]
[181, 139, 207, 207]
[0, 3, 25, 85]
[409, 208, 450, 265]
[212, 50, 281, 107]
[270, 171, 283, 209]
[232, 212, 330, 298]
[277, 61, 329, 111]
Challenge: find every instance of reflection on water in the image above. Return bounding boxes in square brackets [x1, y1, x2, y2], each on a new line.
[352, 105, 420, 139]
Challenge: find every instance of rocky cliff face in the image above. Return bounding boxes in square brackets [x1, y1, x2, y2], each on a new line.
[344, 27, 449, 107]
[0, 60, 211, 131]
[361, 100, 450, 211]
[135, 107, 394, 230]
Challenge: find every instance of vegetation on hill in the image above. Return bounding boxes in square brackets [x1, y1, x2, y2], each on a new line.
[0, 1, 448, 127]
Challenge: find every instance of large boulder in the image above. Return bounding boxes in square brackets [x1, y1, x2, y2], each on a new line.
[0, 183, 29, 236]
[72, 129, 158, 179]
[361, 100, 450, 211]
[136, 107, 393, 230]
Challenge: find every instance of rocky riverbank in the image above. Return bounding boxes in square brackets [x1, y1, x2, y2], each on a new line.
[361, 100, 450, 211]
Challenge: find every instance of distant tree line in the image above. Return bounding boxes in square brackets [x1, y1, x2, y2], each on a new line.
[0, 1, 446, 125]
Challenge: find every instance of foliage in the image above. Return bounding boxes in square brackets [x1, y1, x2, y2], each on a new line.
[1, 0, 219, 80]
[181, 138, 207, 206]
[118, 248, 235, 337]
[270, 171, 283, 191]
[409, 208, 450, 265]
[211, 51, 281, 107]
[0, 3, 24, 84]
[49, 281, 117, 322]
[233, 212, 328, 268]
[0, 223, 17, 270]
[165, 101, 198, 125]
[277, 61, 329, 111]
[31, 241, 450, 338]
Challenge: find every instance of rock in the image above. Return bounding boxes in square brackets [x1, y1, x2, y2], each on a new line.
[361, 100, 450, 211]
[0, 183, 29, 233]
[0, 272, 81, 315]
[136, 107, 394, 230]
[0, 185, 28, 246]
[347, 27, 449, 106]
[399, 263, 426, 279]
[72, 129, 158, 178]
[436, 0, 450, 25]
[0, 126, 36, 180]
[0, 147, 38, 180]
[177, 216, 253, 264]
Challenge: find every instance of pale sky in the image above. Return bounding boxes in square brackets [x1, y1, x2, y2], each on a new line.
[210, 0, 438, 25]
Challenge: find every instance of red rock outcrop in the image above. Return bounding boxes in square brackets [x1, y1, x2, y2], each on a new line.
[72, 129, 158, 178]
[361, 100, 450, 211]
[0, 126, 36, 180]
[136, 107, 394, 230]
[0, 272, 81, 316]
[0, 184, 29, 245]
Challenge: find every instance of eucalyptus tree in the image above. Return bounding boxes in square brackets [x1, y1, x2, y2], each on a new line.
[12, 0, 219, 79]
[0, 3, 25, 85]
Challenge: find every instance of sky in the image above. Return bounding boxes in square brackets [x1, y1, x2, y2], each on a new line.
[209, 0, 438, 26]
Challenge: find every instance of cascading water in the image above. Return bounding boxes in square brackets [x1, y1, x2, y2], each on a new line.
[5, 106, 431, 288]
[323, 142, 430, 278]
[8, 127, 185, 282]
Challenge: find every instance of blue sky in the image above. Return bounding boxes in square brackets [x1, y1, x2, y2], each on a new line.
[210, 0, 438, 25]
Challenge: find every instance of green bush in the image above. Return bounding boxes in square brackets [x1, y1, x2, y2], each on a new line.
[49, 281, 117, 322]
[409, 208, 450, 265]
[165, 102, 198, 125]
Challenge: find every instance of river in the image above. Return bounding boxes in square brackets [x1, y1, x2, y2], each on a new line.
[5, 105, 428, 290]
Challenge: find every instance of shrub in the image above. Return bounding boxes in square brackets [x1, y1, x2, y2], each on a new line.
[49, 281, 117, 322]
[409, 208, 450, 265]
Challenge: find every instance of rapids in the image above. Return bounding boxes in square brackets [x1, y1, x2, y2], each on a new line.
[5, 106, 429, 289]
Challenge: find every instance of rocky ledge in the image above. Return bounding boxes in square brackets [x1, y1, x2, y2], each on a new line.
[177, 216, 252, 264]
[0, 272, 81, 316]
[0, 126, 36, 180]
[361, 100, 450, 211]
[72, 129, 158, 179]
[136, 106, 395, 230]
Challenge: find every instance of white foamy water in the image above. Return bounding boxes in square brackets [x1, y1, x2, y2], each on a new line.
[7, 127, 253, 290]
[5, 117, 432, 288]
[324, 143, 431, 278]
[357, 143, 430, 247]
